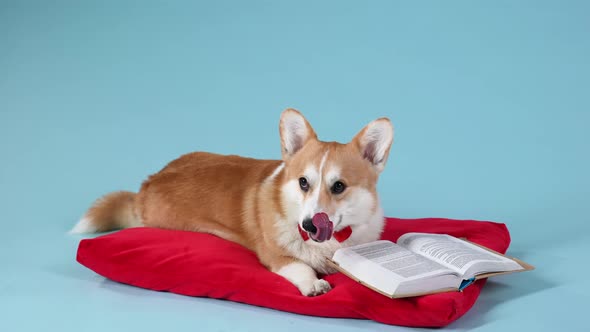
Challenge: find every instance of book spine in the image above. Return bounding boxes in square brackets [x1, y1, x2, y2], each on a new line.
[458, 277, 476, 292]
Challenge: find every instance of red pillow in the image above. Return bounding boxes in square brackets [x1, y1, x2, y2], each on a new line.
[76, 217, 511, 327]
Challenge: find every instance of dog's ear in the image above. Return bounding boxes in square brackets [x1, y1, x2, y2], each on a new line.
[352, 118, 394, 173]
[279, 109, 317, 160]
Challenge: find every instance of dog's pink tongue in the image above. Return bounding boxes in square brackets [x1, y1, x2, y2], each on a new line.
[310, 213, 333, 242]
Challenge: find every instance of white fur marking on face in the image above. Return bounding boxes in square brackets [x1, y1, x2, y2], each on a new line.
[301, 151, 329, 222]
[303, 165, 319, 186]
[69, 217, 97, 234]
[339, 188, 376, 226]
[265, 163, 285, 183]
[282, 179, 304, 225]
[325, 166, 341, 186]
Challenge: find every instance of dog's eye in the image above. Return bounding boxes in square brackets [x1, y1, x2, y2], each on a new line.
[331, 181, 346, 194]
[299, 177, 309, 192]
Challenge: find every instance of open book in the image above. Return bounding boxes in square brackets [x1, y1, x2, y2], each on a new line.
[329, 233, 534, 298]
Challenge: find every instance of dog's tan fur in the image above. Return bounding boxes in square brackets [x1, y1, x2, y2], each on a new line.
[75, 109, 393, 296]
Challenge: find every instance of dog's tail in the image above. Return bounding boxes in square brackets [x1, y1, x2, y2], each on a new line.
[70, 191, 142, 234]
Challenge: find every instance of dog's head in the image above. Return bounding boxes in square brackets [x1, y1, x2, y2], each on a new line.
[278, 109, 393, 242]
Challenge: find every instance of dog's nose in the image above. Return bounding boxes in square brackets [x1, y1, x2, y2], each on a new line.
[302, 217, 317, 233]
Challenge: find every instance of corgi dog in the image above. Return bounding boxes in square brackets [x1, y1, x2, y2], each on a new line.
[71, 109, 394, 296]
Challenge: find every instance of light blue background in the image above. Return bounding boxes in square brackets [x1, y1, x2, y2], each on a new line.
[1, 1, 588, 331]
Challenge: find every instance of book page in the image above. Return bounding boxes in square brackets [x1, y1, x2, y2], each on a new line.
[332, 241, 460, 296]
[397, 233, 524, 277]
[334, 240, 454, 281]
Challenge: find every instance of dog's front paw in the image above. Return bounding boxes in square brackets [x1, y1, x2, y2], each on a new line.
[274, 261, 332, 297]
[300, 279, 332, 297]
